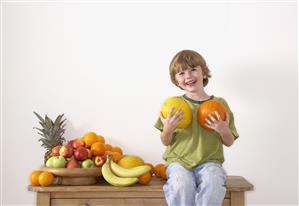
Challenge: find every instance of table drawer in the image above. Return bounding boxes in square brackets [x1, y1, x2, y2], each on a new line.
[51, 198, 167, 206]
[51, 198, 230, 206]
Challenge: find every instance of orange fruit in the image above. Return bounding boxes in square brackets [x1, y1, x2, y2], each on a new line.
[104, 144, 113, 151]
[111, 146, 123, 155]
[30, 171, 42, 186]
[38, 171, 54, 186]
[159, 165, 167, 180]
[145, 163, 154, 176]
[84, 132, 98, 147]
[91, 142, 106, 156]
[153, 163, 164, 177]
[97, 135, 105, 144]
[138, 172, 152, 185]
[112, 152, 122, 163]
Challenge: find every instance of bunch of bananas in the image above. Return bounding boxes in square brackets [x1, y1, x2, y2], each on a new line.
[101, 155, 151, 187]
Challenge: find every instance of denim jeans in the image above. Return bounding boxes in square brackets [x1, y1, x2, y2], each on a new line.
[163, 162, 227, 206]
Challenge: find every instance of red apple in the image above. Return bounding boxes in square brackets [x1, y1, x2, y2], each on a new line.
[74, 147, 88, 161]
[59, 145, 73, 158]
[72, 139, 85, 149]
[94, 156, 106, 167]
[68, 138, 85, 149]
[66, 159, 81, 168]
[51, 145, 62, 156]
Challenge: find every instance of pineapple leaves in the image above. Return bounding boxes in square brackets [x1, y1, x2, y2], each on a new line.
[33, 112, 67, 151]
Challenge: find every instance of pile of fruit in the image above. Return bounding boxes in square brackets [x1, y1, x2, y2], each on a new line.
[29, 112, 168, 187]
[45, 132, 120, 169]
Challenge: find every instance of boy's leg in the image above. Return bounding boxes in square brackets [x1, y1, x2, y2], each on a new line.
[163, 162, 196, 206]
[194, 162, 227, 206]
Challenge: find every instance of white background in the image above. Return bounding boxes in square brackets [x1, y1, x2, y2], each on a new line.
[2, 1, 297, 205]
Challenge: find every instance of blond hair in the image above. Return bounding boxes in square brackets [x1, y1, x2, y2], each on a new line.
[169, 50, 211, 88]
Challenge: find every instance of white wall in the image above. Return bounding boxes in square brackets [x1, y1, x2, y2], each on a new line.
[2, 1, 297, 205]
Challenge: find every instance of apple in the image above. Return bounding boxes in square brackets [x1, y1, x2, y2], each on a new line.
[51, 145, 62, 156]
[46, 156, 56, 167]
[59, 145, 73, 158]
[94, 156, 106, 167]
[82, 159, 94, 168]
[68, 138, 85, 149]
[74, 147, 88, 161]
[52, 156, 66, 168]
[66, 159, 81, 168]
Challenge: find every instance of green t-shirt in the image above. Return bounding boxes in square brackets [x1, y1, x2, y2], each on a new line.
[154, 95, 239, 170]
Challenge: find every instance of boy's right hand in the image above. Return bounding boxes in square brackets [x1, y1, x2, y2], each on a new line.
[160, 107, 184, 132]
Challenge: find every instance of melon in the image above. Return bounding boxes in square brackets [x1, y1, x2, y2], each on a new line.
[118, 155, 145, 168]
[197, 99, 227, 131]
[161, 97, 192, 129]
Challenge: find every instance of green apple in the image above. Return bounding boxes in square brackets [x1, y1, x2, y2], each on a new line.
[82, 159, 94, 168]
[46, 156, 56, 167]
[52, 156, 66, 168]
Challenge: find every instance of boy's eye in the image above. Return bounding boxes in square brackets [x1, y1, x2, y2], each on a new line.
[178, 72, 184, 76]
[191, 68, 197, 71]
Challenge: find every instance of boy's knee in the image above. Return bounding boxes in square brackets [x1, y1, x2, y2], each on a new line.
[200, 164, 226, 186]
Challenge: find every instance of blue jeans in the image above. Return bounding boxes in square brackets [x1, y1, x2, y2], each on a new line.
[163, 162, 227, 206]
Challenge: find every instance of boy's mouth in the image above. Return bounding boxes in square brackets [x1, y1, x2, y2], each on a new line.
[185, 80, 197, 87]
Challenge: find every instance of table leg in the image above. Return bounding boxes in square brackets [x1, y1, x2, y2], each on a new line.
[37, 192, 50, 206]
[230, 192, 244, 206]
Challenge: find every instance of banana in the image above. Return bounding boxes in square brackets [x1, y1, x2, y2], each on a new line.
[110, 159, 151, 178]
[101, 156, 138, 187]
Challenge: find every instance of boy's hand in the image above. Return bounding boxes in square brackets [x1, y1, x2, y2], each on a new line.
[205, 111, 230, 134]
[160, 107, 184, 133]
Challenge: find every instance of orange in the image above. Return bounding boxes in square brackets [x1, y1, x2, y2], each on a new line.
[97, 135, 105, 144]
[84, 132, 98, 147]
[30, 171, 42, 186]
[145, 163, 154, 176]
[111, 146, 123, 155]
[112, 152, 122, 163]
[38, 171, 54, 186]
[91, 142, 106, 156]
[104, 144, 113, 151]
[159, 165, 167, 180]
[138, 172, 152, 185]
[153, 163, 164, 177]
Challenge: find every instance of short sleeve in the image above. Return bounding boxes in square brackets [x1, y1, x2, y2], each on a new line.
[154, 117, 163, 132]
[218, 98, 239, 140]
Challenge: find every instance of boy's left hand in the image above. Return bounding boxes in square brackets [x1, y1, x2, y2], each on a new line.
[205, 111, 230, 134]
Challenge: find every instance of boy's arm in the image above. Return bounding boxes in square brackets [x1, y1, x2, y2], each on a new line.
[205, 111, 236, 146]
[160, 126, 175, 146]
[218, 126, 234, 147]
[159, 108, 183, 146]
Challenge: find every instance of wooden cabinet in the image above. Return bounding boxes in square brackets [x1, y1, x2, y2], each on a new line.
[28, 176, 253, 206]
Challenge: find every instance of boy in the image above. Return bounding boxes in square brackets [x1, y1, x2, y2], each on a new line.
[155, 50, 239, 206]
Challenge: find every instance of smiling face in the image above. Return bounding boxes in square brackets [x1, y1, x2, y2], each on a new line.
[169, 50, 211, 90]
[175, 66, 205, 93]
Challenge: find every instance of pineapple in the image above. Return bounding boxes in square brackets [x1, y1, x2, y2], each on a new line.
[33, 112, 66, 164]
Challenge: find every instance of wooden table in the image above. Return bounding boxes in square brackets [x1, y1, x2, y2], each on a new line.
[28, 176, 253, 206]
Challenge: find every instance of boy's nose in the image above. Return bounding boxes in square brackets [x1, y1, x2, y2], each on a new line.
[185, 71, 192, 77]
